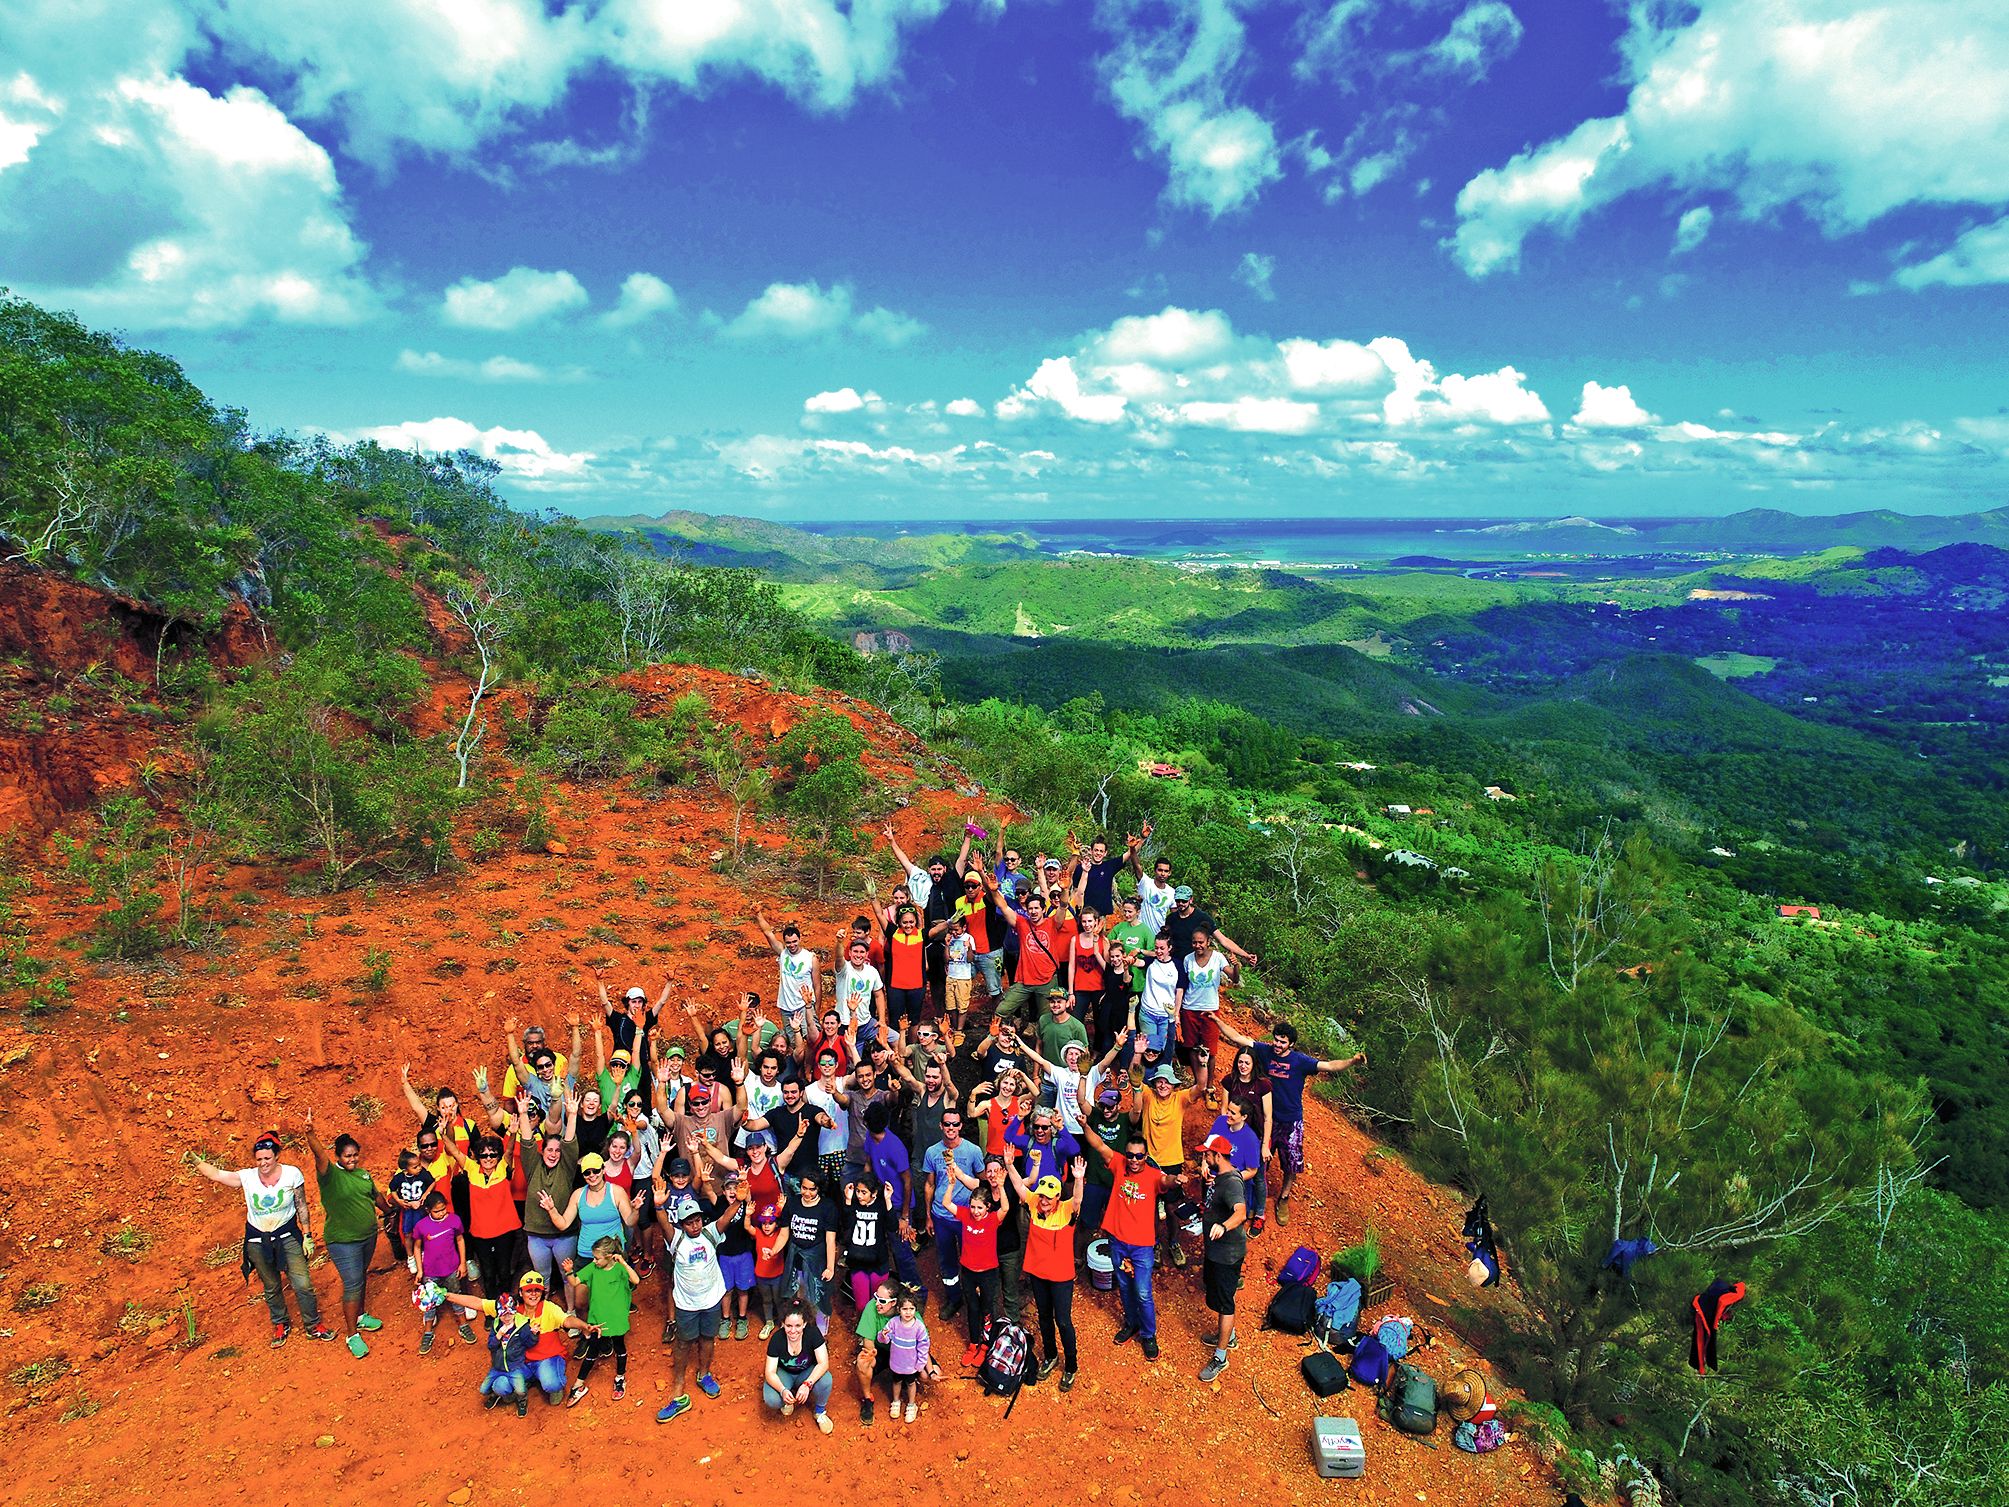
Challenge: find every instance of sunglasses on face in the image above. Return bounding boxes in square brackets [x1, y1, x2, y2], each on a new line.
[419, 1142, 439, 1151]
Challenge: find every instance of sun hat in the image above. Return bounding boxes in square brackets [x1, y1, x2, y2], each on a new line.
[1035, 1176, 1063, 1200]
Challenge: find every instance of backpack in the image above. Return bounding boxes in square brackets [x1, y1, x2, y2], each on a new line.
[1315, 1278, 1362, 1343]
[975, 1320, 1036, 1416]
[1378, 1362, 1438, 1435]
[1375, 1318, 1411, 1361]
[1348, 1333, 1391, 1388]
[1301, 1350, 1350, 1397]
[1279, 1245, 1321, 1286]
[1453, 1420, 1505, 1454]
[1262, 1281, 1318, 1335]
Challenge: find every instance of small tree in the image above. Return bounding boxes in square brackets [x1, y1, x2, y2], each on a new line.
[705, 726, 771, 866]
[52, 793, 165, 959]
[773, 711, 871, 897]
[441, 565, 515, 789]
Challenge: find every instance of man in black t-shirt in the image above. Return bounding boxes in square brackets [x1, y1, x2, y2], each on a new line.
[1197, 1132, 1249, 1382]
[1163, 888, 1258, 972]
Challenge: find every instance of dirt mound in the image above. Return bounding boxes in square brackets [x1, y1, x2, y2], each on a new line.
[0, 577, 1559, 1507]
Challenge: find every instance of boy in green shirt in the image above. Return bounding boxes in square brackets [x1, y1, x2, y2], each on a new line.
[565, 1236, 640, 1403]
[1107, 896, 1156, 993]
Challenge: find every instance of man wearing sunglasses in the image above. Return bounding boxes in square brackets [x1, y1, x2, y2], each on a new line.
[1079, 1119, 1165, 1362]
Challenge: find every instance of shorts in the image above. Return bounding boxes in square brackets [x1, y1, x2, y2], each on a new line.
[886, 986, 928, 1028]
[1179, 1009, 1221, 1060]
[719, 1251, 757, 1292]
[1278, 1118, 1306, 1176]
[945, 976, 973, 1013]
[674, 1301, 722, 1341]
[1203, 1258, 1243, 1315]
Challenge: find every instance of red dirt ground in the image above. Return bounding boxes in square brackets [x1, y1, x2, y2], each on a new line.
[0, 579, 1566, 1507]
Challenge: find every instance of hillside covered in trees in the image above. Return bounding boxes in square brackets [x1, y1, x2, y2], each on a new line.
[2, 297, 2005, 1507]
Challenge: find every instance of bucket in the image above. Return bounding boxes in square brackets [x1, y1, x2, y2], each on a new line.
[1085, 1237, 1115, 1291]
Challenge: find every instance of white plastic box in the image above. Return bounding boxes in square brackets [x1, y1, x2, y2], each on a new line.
[1313, 1416, 1366, 1479]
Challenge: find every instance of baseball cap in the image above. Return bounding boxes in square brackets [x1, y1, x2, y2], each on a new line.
[577, 1152, 605, 1171]
[672, 1196, 702, 1223]
[1043, 857, 1061, 870]
[1149, 1064, 1178, 1085]
[664, 1043, 687, 1059]
[1173, 885, 1194, 900]
[1201, 1133, 1234, 1157]
[745, 1130, 776, 1150]
[1097, 1086, 1121, 1106]
[668, 1157, 693, 1178]
[610, 1048, 631, 1065]
[1034, 1176, 1063, 1199]
[518, 1271, 546, 1291]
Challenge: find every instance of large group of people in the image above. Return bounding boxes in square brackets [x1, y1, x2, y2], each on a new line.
[197, 820, 1365, 1430]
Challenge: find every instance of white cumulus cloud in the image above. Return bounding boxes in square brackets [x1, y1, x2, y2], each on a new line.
[1099, 0, 1282, 217]
[600, 271, 678, 328]
[1571, 381, 1658, 429]
[1894, 215, 2009, 289]
[1450, 0, 2009, 277]
[1673, 206, 1714, 256]
[945, 397, 984, 417]
[440, 267, 588, 330]
[723, 280, 925, 345]
[395, 349, 577, 383]
[0, 15, 376, 331]
[356, 415, 595, 482]
[804, 387, 884, 414]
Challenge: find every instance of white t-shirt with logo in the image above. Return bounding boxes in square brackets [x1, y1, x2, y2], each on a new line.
[1182, 952, 1226, 1013]
[240, 1163, 307, 1232]
[777, 946, 818, 1019]
[671, 1223, 726, 1311]
[836, 962, 884, 1031]
[1135, 875, 1176, 934]
[1139, 958, 1181, 1019]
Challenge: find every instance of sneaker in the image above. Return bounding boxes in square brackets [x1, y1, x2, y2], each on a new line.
[458, 1321, 478, 1344]
[1142, 1336, 1160, 1362]
[346, 1333, 369, 1359]
[1038, 1356, 1058, 1380]
[904, 1402, 917, 1424]
[483, 1391, 502, 1410]
[860, 1399, 875, 1427]
[696, 1372, 720, 1399]
[1275, 1196, 1290, 1227]
[1171, 1246, 1189, 1269]
[307, 1323, 337, 1341]
[1248, 1216, 1266, 1239]
[661, 1320, 676, 1346]
[1060, 1369, 1077, 1392]
[734, 1316, 749, 1341]
[270, 1324, 290, 1348]
[419, 1330, 435, 1355]
[759, 1320, 775, 1340]
[656, 1395, 693, 1424]
[815, 1412, 833, 1434]
[515, 1393, 530, 1418]
[1112, 1323, 1140, 1346]
[1199, 1354, 1228, 1382]
[566, 1381, 590, 1408]
[612, 1379, 626, 1402]
[357, 1313, 383, 1332]
[960, 1341, 986, 1368]
[941, 1301, 961, 1323]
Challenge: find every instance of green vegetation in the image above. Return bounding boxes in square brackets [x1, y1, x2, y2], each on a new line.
[1694, 651, 1777, 678]
[6, 293, 2006, 1506]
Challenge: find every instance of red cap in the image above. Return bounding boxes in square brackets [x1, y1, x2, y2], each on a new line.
[1201, 1133, 1235, 1157]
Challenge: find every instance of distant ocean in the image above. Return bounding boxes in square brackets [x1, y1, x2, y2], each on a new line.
[800, 516, 1712, 567]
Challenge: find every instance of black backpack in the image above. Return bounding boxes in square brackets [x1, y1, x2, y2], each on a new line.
[1301, 1350, 1350, 1397]
[1262, 1281, 1318, 1335]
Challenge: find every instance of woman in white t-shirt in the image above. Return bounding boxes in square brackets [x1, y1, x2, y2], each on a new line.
[194, 1133, 334, 1345]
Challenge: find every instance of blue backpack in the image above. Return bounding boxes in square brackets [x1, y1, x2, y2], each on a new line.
[1279, 1245, 1320, 1286]
[1349, 1333, 1392, 1388]
[1376, 1318, 1411, 1361]
[1315, 1278, 1362, 1341]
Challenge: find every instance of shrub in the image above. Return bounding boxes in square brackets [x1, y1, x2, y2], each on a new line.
[51, 793, 164, 960]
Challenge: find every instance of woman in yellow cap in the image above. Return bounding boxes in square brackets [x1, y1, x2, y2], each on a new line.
[539, 1151, 636, 1275]
[1012, 1153, 1087, 1390]
[440, 1269, 594, 1414]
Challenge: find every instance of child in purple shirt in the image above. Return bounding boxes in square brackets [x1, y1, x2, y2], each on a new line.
[883, 1292, 939, 1424]
[412, 1191, 472, 1350]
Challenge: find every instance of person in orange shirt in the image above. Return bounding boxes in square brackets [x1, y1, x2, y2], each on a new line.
[1011, 1155, 1087, 1390]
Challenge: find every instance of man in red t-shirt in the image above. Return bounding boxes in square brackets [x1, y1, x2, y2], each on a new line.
[989, 876, 1075, 1024]
[1080, 1119, 1163, 1362]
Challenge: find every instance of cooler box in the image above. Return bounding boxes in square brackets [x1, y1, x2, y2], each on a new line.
[1313, 1416, 1366, 1479]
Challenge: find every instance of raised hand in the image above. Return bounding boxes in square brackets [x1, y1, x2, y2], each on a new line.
[504, 1015, 519, 1035]
[472, 1066, 489, 1095]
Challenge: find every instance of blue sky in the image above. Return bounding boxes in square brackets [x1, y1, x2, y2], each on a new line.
[3, 0, 2006, 520]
